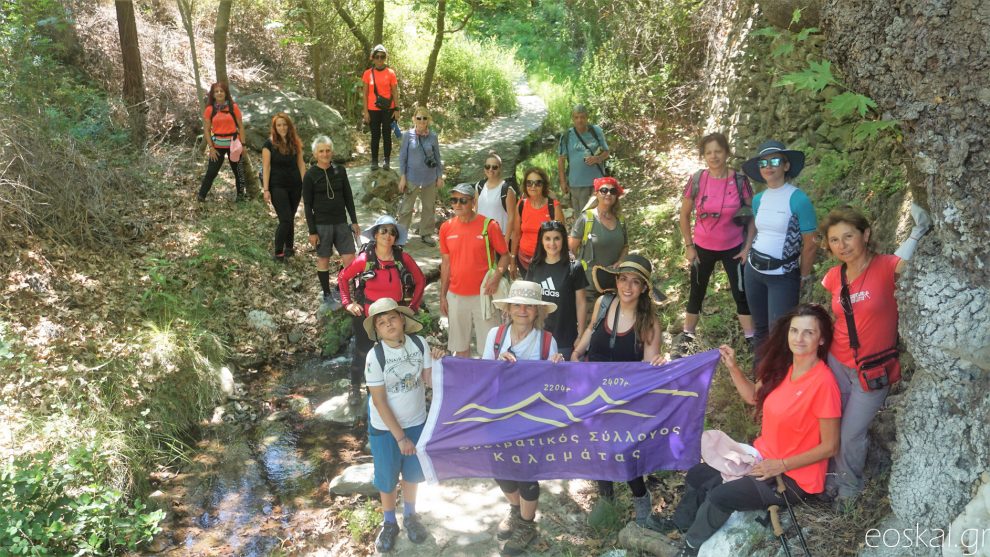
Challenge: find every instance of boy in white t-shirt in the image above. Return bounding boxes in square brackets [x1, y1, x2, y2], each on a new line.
[363, 297, 441, 553]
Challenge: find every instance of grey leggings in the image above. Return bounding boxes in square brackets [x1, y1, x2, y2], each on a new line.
[743, 264, 799, 365]
[827, 353, 889, 498]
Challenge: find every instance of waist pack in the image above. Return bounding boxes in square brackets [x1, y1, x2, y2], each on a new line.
[840, 263, 901, 391]
[748, 248, 798, 272]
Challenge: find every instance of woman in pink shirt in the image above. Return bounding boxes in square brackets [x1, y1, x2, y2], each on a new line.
[819, 203, 930, 511]
[676, 133, 755, 355]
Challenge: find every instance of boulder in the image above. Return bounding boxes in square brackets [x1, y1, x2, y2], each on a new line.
[329, 463, 377, 497]
[361, 168, 402, 204]
[218, 366, 235, 397]
[314, 393, 361, 424]
[237, 91, 355, 161]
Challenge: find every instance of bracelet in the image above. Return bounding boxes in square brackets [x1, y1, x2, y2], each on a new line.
[396, 437, 407, 444]
[685, 242, 694, 248]
[781, 458, 789, 471]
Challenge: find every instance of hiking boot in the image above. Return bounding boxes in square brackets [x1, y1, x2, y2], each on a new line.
[196, 194, 206, 203]
[496, 505, 522, 541]
[404, 513, 429, 544]
[500, 517, 537, 556]
[319, 293, 341, 313]
[382, 161, 391, 170]
[648, 516, 686, 535]
[745, 336, 757, 352]
[671, 332, 696, 359]
[675, 541, 699, 557]
[375, 520, 401, 553]
[370, 161, 379, 171]
[632, 493, 668, 533]
[421, 235, 436, 246]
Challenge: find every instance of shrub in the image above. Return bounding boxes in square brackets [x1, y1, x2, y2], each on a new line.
[0, 446, 164, 555]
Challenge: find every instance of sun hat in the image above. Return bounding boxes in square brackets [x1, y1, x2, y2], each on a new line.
[451, 183, 477, 198]
[493, 280, 557, 313]
[592, 254, 666, 304]
[361, 215, 408, 246]
[593, 176, 624, 197]
[741, 140, 806, 184]
[363, 298, 422, 340]
[371, 44, 388, 55]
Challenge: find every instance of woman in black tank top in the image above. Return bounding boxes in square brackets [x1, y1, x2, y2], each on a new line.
[571, 254, 666, 531]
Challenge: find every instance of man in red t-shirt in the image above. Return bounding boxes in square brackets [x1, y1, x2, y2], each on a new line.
[440, 183, 510, 357]
[362, 44, 400, 170]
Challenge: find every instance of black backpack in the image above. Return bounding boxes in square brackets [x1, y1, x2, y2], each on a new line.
[373, 334, 426, 369]
[475, 177, 520, 213]
[352, 242, 416, 305]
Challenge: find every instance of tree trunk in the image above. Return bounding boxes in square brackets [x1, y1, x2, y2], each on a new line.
[331, 0, 371, 55]
[176, 0, 206, 110]
[214, 0, 232, 85]
[373, 0, 384, 45]
[114, 0, 147, 143]
[419, 0, 447, 107]
[301, 0, 325, 101]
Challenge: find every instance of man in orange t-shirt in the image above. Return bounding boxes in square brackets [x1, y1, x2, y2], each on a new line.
[440, 183, 510, 357]
[362, 44, 400, 170]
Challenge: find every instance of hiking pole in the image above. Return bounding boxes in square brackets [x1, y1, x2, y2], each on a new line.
[768, 504, 793, 557]
[776, 475, 811, 556]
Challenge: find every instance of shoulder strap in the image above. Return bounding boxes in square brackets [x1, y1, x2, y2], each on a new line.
[482, 217, 495, 270]
[374, 342, 386, 369]
[492, 324, 509, 356]
[582, 209, 595, 244]
[518, 197, 525, 217]
[540, 330, 553, 360]
[591, 292, 616, 335]
[475, 178, 485, 195]
[733, 172, 748, 205]
[408, 334, 425, 357]
[573, 127, 607, 176]
[839, 264, 860, 358]
[500, 181, 510, 211]
[690, 170, 704, 201]
[547, 198, 555, 220]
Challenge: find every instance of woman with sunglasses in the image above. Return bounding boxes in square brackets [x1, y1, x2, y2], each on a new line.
[362, 44, 400, 170]
[568, 177, 628, 292]
[338, 215, 426, 406]
[818, 204, 930, 512]
[398, 106, 444, 246]
[524, 220, 586, 360]
[475, 151, 519, 273]
[739, 140, 817, 364]
[676, 133, 755, 355]
[513, 167, 565, 275]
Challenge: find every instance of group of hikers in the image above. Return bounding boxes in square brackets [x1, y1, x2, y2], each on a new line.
[195, 45, 932, 556]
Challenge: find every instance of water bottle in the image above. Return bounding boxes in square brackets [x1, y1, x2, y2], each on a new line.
[391, 120, 402, 138]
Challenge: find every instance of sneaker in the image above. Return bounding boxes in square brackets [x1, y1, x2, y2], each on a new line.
[745, 336, 757, 352]
[272, 252, 286, 263]
[196, 194, 206, 203]
[285, 247, 296, 258]
[496, 506, 521, 541]
[671, 332, 696, 359]
[420, 235, 437, 246]
[370, 161, 379, 171]
[375, 520, 401, 553]
[382, 161, 391, 170]
[500, 517, 537, 556]
[404, 513, 429, 544]
[319, 293, 340, 313]
[675, 541, 699, 557]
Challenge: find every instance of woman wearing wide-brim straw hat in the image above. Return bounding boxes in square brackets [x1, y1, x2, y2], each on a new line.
[739, 140, 818, 367]
[571, 253, 667, 531]
[482, 280, 564, 556]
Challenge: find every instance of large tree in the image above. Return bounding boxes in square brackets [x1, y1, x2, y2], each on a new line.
[417, 0, 478, 107]
[114, 0, 147, 142]
[176, 0, 206, 108]
[214, 0, 232, 85]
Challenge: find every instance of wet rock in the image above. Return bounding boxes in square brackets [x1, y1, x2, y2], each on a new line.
[218, 366, 235, 397]
[238, 91, 355, 161]
[146, 532, 173, 553]
[313, 393, 360, 424]
[329, 463, 377, 497]
[695, 511, 780, 557]
[285, 395, 310, 413]
[247, 310, 277, 333]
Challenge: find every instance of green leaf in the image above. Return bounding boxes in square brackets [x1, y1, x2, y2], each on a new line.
[775, 60, 836, 92]
[852, 120, 901, 143]
[772, 41, 795, 58]
[825, 91, 878, 118]
[750, 27, 780, 39]
[796, 27, 819, 41]
[791, 8, 803, 25]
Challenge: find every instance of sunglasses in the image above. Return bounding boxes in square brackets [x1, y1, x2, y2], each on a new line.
[415, 116, 429, 121]
[758, 156, 785, 169]
[373, 54, 387, 59]
[525, 179, 544, 187]
[376, 227, 398, 236]
[450, 197, 472, 205]
[484, 164, 500, 170]
[597, 187, 619, 196]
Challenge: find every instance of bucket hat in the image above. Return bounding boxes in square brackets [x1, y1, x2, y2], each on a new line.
[741, 140, 806, 184]
[363, 298, 422, 340]
[592, 254, 666, 304]
[361, 215, 408, 246]
[493, 280, 557, 313]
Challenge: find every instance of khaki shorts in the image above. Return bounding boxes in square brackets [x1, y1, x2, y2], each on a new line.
[446, 292, 499, 355]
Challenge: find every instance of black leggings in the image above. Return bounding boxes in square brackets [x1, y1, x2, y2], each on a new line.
[495, 479, 540, 501]
[596, 477, 647, 499]
[368, 108, 394, 163]
[198, 147, 245, 198]
[686, 244, 750, 315]
[270, 186, 301, 254]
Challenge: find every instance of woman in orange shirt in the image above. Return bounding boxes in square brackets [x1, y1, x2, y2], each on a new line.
[660, 304, 840, 556]
[198, 82, 246, 202]
[512, 167, 564, 275]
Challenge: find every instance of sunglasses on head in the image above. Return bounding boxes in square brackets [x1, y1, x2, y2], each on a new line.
[525, 179, 544, 187]
[415, 116, 429, 121]
[539, 220, 566, 232]
[450, 196, 472, 205]
[759, 156, 785, 168]
[484, 164, 500, 170]
[376, 227, 398, 236]
[598, 187, 619, 196]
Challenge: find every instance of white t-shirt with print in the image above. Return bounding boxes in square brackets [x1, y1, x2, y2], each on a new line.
[482, 326, 558, 361]
[364, 335, 432, 431]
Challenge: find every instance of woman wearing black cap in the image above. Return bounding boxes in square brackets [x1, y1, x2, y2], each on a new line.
[362, 44, 400, 170]
[571, 254, 666, 531]
[740, 140, 818, 363]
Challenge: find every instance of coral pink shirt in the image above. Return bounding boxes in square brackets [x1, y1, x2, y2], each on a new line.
[753, 359, 841, 494]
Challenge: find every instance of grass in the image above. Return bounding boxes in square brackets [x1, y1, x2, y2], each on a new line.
[340, 499, 384, 543]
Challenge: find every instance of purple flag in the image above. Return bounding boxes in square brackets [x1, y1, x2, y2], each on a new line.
[417, 350, 720, 483]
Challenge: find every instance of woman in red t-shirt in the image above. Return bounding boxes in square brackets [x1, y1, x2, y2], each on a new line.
[198, 82, 246, 202]
[660, 304, 840, 556]
[818, 204, 931, 511]
[512, 167, 564, 275]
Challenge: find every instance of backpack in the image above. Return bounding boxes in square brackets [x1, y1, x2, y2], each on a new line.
[492, 324, 554, 360]
[352, 243, 417, 305]
[578, 208, 626, 270]
[476, 178, 519, 213]
[207, 100, 241, 136]
[517, 197, 556, 221]
[689, 170, 751, 226]
[373, 334, 426, 369]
